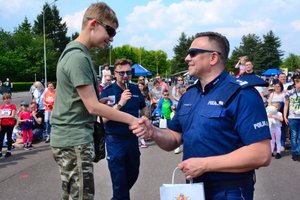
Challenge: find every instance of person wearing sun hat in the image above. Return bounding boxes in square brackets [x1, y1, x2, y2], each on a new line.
[20, 101, 29, 107]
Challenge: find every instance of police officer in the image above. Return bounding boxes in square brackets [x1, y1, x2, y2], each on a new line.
[100, 59, 148, 200]
[135, 32, 271, 200]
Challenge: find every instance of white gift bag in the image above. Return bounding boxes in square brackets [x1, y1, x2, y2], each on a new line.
[160, 167, 205, 200]
[159, 118, 167, 129]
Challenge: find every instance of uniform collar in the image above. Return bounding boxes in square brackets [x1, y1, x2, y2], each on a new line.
[197, 70, 228, 94]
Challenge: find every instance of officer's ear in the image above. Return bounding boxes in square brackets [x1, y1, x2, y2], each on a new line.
[209, 52, 219, 65]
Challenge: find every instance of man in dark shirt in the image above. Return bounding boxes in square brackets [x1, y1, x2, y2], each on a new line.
[30, 101, 44, 142]
[101, 59, 148, 200]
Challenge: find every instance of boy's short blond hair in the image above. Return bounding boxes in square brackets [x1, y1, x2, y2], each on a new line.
[82, 2, 119, 28]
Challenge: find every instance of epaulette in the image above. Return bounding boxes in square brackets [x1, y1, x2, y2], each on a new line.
[213, 75, 267, 108]
[185, 79, 199, 91]
[237, 75, 269, 88]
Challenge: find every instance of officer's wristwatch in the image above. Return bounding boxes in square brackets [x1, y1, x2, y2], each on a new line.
[116, 104, 123, 110]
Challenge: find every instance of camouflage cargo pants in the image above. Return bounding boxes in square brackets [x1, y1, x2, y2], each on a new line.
[52, 143, 95, 200]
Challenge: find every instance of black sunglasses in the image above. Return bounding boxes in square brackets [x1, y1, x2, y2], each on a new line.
[115, 70, 132, 76]
[86, 17, 116, 38]
[187, 48, 221, 57]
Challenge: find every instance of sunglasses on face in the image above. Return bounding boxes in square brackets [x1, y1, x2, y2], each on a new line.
[115, 70, 132, 76]
[187, 48, 221, 58]
[86, 17, 116, 38]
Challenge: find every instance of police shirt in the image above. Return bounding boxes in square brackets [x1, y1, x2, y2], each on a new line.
[100, 82, 146, 135]
[168, 71, 271, 182]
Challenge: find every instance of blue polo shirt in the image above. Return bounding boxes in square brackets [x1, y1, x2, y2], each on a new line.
[100, 82, 146, 135]
[168, 71, 271, 182]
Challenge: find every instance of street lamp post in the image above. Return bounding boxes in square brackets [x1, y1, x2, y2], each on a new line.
[43, 0, 57, 87]
[156, 56, 158, 75]
[109, 45, 112, 66]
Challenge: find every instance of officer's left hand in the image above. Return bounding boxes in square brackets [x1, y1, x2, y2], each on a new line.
[178, 158, 207, 180]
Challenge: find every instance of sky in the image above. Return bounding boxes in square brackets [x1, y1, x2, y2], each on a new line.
[1, 0, 300, 60]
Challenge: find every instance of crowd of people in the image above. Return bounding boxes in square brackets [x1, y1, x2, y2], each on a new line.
[0, 78, 13, 96]
[0, 81, 56, 158]
[230, 56, 300, 162]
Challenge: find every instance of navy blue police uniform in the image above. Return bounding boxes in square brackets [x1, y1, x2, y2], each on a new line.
[168, 71, 271, 199]
[100, 82, 146, 200]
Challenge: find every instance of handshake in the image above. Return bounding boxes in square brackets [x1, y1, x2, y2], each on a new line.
[130, 116, 155, 140]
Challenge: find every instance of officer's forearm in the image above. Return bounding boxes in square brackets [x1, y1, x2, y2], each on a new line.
[204, 139, 271, 173]
[151, 127, 181, 151]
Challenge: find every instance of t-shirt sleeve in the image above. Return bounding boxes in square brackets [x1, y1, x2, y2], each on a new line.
[233, 88, 271, 145]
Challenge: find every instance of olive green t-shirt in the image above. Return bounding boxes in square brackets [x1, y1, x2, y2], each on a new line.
[50, 41, 97, 147]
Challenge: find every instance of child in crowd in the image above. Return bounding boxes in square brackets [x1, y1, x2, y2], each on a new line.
[138, 83, 150, 148]
[0, 94, 16, 158]
[43, 82, 56, 143]
[151, 103, 160, 127]
[235, 55, 248, 78]
[284, 74, 300, 161]
[18, 101, 33, 150]
[12, 125, 23, 148]
[267, 102, 283, 159]
[157, 89, 173, 128]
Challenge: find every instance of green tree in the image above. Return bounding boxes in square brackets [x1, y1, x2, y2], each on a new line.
[90, 45, 114, 74]
[229, 34, 262, 73]
[0, 29, 13, 80]
[113, 45, 139, 64]
[280, 53, 300, 72]
[12, 18, 34, 81]
[171, 32, 193, 74]
[33, 3, 69, 54]
[259, 30, 283, 69]
[110, 45, 168, 77]
[33, 3, 70, 81]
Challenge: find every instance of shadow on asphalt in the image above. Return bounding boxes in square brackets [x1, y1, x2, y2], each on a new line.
[0, 145, 50, 169]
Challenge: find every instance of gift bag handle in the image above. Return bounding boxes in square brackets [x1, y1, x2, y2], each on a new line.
[172, 167, 193, 185]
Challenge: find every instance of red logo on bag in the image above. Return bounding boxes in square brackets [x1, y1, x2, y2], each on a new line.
[177, 194, 187, 200]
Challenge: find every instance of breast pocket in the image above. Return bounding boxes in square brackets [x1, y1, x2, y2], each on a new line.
[177, 104, 193, 116]
[198, 106, 223, 118]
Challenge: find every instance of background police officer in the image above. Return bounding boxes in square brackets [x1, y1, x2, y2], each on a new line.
[101, 58, 148, 200]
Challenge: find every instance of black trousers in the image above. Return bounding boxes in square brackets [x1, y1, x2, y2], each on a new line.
[0, 125, 14, 152]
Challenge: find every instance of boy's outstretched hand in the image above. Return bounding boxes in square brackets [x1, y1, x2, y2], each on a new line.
[130, 116, 153, 139]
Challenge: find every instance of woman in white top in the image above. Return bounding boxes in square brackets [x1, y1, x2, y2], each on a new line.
[33, 81, 46, 111]
[172, 76, 186, 108]
[101, 64, 111, 85]
[268, 82, 285, 107]
[268, 81, 286, 151]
